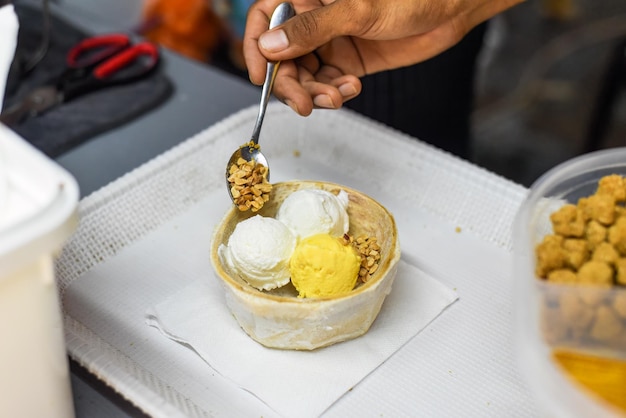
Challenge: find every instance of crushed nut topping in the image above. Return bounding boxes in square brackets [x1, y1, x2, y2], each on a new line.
[342, 233, 381, 283]
[227, 156, 272, 212]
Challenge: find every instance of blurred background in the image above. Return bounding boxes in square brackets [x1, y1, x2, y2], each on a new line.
[118, 0, 626, 187]
[472, 0, 626, 186]
[7, 0, 626, 187]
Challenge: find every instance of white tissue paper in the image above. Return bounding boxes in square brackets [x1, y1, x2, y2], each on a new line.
[146, 260, 458, 418]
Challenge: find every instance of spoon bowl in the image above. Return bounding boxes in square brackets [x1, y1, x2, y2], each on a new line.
[226, 142, 269, 181]
[225, 2, 295, 205]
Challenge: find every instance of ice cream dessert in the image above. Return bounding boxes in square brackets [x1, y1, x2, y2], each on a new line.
[276, 188, 349, 239]
[219, 187, 356, 295]
[289, 234, 361, 298]
[219, 215, 295, 291]
[211, 181, 401, 350]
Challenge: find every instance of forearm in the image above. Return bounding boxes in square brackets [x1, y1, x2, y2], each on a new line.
[242, 0, 527, 115]
[359, 0, 527, 75]
[461, 0, 527, 32]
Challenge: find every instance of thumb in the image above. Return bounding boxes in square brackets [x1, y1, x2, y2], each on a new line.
[258, 1, 351, 60]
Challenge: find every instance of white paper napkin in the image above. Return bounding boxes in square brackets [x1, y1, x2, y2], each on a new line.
[146, 259, 458, 418]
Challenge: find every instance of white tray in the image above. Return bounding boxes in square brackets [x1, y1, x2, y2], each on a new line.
[56, 103, 536, 417]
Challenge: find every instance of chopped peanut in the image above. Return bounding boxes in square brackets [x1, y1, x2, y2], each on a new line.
[227, 153, 272, 213]
[343, 234, 381, 283]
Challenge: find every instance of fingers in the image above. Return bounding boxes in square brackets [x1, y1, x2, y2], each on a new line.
[258, 0, 360, 61]
[244, 0, 363, 85]
[271, 59, 361, 116]
[244, 0, 343, 85]
[321, 74, 361, 108]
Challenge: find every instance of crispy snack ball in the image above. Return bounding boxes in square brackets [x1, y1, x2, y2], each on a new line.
[614, 293, 626, 318]
[534, 175, 626, 346]
[563, 239, 589, 270]
[547, 269, 577, 284]
[585, 220, 607, 251]
[559, 292, 594, 330]
[617, 258, 626, 285]
[536, 177, 626, 413]
[550, 204, 585, 237]
[577, 261, 613, 286]
[579, 194, 617, 226]
[536, 175, 626, 280]
[590, 306, 624, 342]
[609, 217, 626, 255]
[541, 305, 569, 344]
[592, 242, 620, 265]
[597, 174, 626, 202]
[536, 234, 566, 278]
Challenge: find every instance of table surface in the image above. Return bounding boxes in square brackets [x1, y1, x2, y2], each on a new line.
[21, 1, 549, 418]
[30, 1, 260, 416]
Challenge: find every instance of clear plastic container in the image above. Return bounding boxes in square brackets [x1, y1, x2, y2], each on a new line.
[0, 124, 79, 418]
[514, 148, 626, 418]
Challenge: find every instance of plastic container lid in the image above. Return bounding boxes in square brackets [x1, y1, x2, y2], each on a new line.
[0, 124, 79, 279]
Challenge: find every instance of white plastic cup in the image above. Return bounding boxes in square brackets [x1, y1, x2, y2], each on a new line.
[0, 125, 79, 418]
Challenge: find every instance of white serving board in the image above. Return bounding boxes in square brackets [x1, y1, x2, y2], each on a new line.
[55, 103, 536, 417]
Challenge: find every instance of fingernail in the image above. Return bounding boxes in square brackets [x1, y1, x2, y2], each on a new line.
[338, 83, 357, 97]
[259, 29, 289, 52]
[285, 99, 299, 113]
[313, 94, 334, 108]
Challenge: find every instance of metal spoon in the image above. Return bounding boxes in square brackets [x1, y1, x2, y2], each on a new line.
[225, 2, 295, 203]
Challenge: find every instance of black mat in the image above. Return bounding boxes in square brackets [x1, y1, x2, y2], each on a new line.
[2, 4, 173, 157]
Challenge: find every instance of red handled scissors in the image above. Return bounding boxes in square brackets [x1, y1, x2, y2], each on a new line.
[0, 33, 160, 127]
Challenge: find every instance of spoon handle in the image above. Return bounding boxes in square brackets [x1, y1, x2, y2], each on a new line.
[250, 2, 295, 145]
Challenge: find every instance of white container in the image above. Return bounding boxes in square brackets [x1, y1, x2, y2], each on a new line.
[0, 124, 79, 418]
[513, 149, 626, 418]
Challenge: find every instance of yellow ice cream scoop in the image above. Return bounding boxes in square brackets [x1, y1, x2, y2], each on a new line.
[289, 233, 361, 298]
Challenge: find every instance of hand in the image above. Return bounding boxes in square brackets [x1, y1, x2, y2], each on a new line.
[243, 0, 524, 116]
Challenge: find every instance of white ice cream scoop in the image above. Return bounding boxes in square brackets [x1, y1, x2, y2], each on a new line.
[276, 188, 350, 240]
[218, 215, 296, 290]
